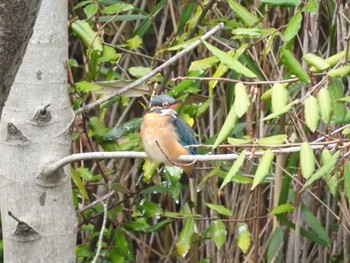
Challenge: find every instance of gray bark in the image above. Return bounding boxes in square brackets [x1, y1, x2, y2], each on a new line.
[0, 0, 42, 118]
[0, 0, 76, 262]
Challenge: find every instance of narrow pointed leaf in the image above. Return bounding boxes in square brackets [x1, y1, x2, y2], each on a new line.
[300, 142, 315, 179]
[251, 150, 274, 189]
[317, 88, 333, 124]
[234, 83, 251, 117]
[210, 220, 227, 249]
[206, 203, 233, 217]
[236, 223, 251, 254]
[344, 161, 350, 202]
[258, 134, 287, 146]
[267, 226, 284, 263]
[303, 151, 340, 190]
[227, 0, 259, 27]
[71, 20, 103, 51]
[283, 11, 302, 42]
[328, 64, 350, 78]
[269, 203, 294, 215]
[328, 79, 346, 121]
[303, 53, 330, 71]
[219, 150, 247, 190]
[272, 83, 289, 113]
[213, 101, 239, 148]
[264, 100, 298, 120]
[280, 47, 310, 83]
[176, 205, 195, 258]
[301, 204, 331, 246]
[304, 96, 320, 132]
[71, 167, 89, 200]
[203, 41, 256, 78]
[262, 0, 301, 7]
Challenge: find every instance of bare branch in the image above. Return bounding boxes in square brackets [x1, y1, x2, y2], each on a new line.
[74, 22, 225, 115]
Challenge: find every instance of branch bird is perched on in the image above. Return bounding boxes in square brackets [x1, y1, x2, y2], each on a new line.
[140, 94, 198, 177]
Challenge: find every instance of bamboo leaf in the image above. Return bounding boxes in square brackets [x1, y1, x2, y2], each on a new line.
[280, 47, 310, 83]
[304, 96, 320, 132]
[234, 83, 251, 117]
[303, 53, 330, 71]
[176, 204, 195, 258]
[203, 40, 256, 78]
[303, 150, 340, 190]
[328, 64, 350, 78]
[210, 220, 227, 249]
[283, 11, 302, 42]
[227, 0, 259, 27]
[213, 101, 239, 149]
[264, 100, 299, 120]
[267, 226, 284, 263]
[300, 142, 315, 179]
[258, 134, 287, 146]
[219, 150, 247, 191]
[344, 161, 350, 202]
[272, 83, 289, 113]
[206, 203, 233, 217]
[71, 20, 103, 52]
[251, 150, 274, 189]
[317, 88, 333, 124]
[328, 79, 346, 121]
[236, 223, 251, 254]
[269, 203, 294, 215]
[71, 167, 89, 200]
[301, 204, 331, 246]
[262, 0, 301, 7]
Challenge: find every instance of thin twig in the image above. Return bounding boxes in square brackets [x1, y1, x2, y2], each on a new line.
[75, 22, 224, 115]
[42, 141, 346, 176]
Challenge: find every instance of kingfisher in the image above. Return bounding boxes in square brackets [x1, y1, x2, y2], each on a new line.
[140, 94, 198, 177]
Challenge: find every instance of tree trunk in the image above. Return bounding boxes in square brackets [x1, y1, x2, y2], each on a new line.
[0, 0, 76, 261]
[0, 0, 42, 117]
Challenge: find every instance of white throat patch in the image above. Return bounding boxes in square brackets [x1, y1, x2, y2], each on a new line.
[160, 108, 177, 118]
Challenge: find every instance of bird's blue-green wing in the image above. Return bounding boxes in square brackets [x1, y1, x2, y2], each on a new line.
[171, 116, 198, 155]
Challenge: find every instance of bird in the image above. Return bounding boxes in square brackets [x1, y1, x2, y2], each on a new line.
[140, 94, 198, 177]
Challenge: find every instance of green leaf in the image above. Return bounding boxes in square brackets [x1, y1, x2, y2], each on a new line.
[176, 204, 195, 258]
[301, 204, 331, 246]
[101, 3, 134, 14]
[317, 88, 333, 124]
[77, 167, 93, 181]
[137, 199, 163, 217]
[71, 20, 103, 52]
[304, 96, 320, 132]
[303, 53, 330, 71]
[251, 150, 274, 189]
[283, 11, 302, 42]
[99, 45, 121, 63]
[83, 3, 98, 19]
[75, 81, 102, 92]
[267, 226, 284, 263]
[203, 40, 256, 78]
[177, 2, 195, 33]
[210, 220, 227, 249]
[227, 0, 259, 27]
[89, 117, 119, 151]
[344, 161, 350, 202]
[234, 83, 251, 117]
[219, 150, 247, 190]
[328, 64, 350, 78]
[209, 50, 235, 90]
[231, 28, 262, 38]
[213, 100, 239, 148]
[258, 134, 287, 146]
[269, 203, 294, 215]
[262, 0, 301, 7]
[302, 0, 319, 13]
[303, 151, 340, 190]
[264, 100, 298, 120]
[71, 166, 89, 200]
[189, 56, 218, 72]
[206, 203, 233, 217]
[142, 159, 159, 183]
[127, 35, 143, 49]
[227, 138, 252, 145]
[300, 142, 315, 179]
[272, 83, 289, 113]
[280, 47, 310, 83]
[101, 118, 141, 141]
[236, 223, 251, 254]
[328, 79, 346, 121]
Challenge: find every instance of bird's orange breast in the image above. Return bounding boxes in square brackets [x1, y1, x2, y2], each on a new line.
[141, 112, 190, 165]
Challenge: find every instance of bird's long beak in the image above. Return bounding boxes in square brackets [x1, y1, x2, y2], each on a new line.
[168, 100, 183, 109]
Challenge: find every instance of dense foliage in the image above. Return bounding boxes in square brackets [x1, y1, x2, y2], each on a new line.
[2, 0, 350, 262]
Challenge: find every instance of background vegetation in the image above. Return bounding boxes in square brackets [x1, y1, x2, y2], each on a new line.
[2, 0, 350, 262]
